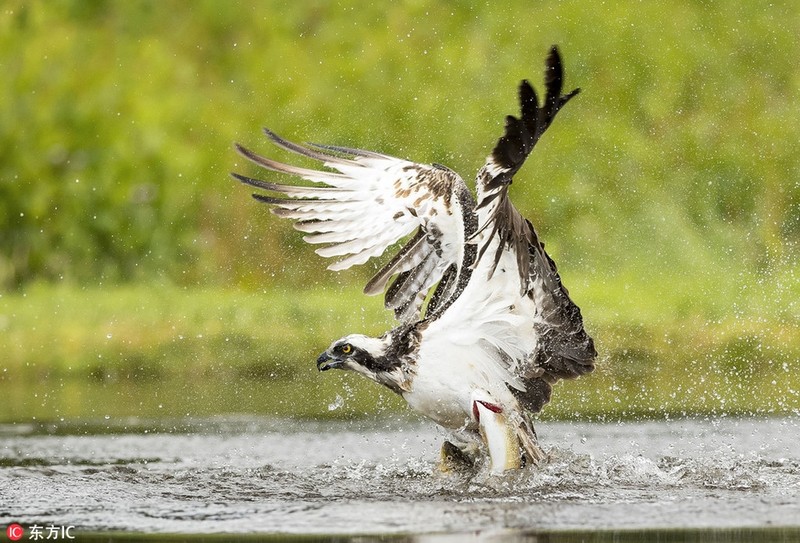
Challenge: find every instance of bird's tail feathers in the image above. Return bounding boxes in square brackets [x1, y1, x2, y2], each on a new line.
[512, 411, 545, 466]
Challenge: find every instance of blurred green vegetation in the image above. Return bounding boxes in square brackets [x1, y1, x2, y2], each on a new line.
[1, 281, 797, 422]
[1, 2, 798, 421]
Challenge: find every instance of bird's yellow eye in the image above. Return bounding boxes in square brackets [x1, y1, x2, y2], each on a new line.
[341, 344, 352, 354]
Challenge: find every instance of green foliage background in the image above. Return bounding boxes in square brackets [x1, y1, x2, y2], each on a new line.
[1, 1, 798, 421]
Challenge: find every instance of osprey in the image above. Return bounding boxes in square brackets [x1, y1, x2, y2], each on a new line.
[232, 46, 596, 473]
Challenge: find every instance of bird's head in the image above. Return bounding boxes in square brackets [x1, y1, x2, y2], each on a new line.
[316, 334, 393, 377]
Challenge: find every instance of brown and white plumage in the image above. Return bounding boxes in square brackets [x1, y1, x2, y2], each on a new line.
[233, 46, 596, 473]
[232, 132, 475, 322]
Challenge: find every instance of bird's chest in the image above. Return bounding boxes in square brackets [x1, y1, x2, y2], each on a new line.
[401, 356, 486, 429]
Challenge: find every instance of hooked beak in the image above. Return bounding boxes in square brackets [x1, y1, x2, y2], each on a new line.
[316, 352, 343, 372]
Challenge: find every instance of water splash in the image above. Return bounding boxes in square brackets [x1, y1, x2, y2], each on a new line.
[328, 394, 345, 411]
[1, 417, 798, 535]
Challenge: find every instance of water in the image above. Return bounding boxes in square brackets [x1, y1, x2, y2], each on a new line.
[1, 416, 799, 541]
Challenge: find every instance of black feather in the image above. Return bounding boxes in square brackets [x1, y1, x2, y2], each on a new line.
[486, 45, 580, 181]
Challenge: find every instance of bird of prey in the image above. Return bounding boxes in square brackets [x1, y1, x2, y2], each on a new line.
[232, 46, 596, 473]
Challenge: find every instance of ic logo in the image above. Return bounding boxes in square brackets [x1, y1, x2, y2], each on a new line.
[6, 523, 24, 541]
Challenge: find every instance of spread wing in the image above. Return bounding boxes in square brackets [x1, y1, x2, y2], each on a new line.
[232, 129, 475, 322]
[473, 45, 581, 290]
[431, 45, 595, 413]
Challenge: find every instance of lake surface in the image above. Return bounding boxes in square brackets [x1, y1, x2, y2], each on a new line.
[1, 416, 799, 541]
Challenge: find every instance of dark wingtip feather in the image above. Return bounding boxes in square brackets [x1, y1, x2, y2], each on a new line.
[545, 45, 563, 86]
[234, 142, 250, 157]
[251, 193, 295, 206]
[490, 45, 581, 174]
[519, 80, 538, 121]
[235, 142, 267, 165]
[260, 127, 354, 165]
[232, 172, 314, 198]
[262, 127, 295, 149]
[308, 142, 387, 160]
[231, 172, 278, 192]
[563, 87, 581, 106]
[547, 46, 580, 110]
[487, 46, 579, 177]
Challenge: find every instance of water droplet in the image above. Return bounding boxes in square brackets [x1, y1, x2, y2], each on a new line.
[328, 394, 344, 411]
